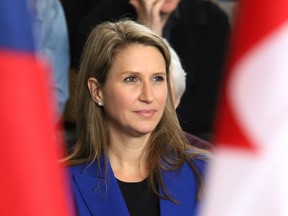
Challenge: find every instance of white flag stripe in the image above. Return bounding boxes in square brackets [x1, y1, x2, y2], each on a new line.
[229, 21, 288, 148]
[201, 144, 288, 216]
[200, 149, 257, 216]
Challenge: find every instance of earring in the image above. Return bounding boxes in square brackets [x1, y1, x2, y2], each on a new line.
[97, 101, 103, 106]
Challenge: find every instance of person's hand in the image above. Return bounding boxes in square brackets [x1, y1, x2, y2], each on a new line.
[129, 0, 169, 36]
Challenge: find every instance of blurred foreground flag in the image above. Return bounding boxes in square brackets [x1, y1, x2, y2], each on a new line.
[200, 0, 288, 215]
[0, 0, 72, 215]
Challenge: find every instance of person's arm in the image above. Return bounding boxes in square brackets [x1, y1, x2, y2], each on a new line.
[36, 0, 70, 116]
[129, 0, 169, 36]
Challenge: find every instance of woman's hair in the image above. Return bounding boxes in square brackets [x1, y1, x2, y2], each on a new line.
[66, 19, 206, 202]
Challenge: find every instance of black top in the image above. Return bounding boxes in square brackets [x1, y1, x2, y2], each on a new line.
[117, 178, 160, 216]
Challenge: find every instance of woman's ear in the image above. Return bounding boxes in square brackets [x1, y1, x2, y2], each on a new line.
[87, 77, 103, 106]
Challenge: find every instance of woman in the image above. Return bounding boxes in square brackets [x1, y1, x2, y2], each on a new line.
[66, 20, 208, 216]
[63, 0, 230, 140]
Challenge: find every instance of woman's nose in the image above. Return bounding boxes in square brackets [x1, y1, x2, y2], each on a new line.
[139, 81, 154, 103]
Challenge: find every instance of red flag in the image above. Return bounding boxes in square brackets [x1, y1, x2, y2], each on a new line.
[200, 0, 288, 215]
[0, 1, 73, 215]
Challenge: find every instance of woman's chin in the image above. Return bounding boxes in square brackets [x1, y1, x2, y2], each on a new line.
[130, 126, 157, 137]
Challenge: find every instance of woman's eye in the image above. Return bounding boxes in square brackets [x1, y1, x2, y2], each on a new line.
[153, 76, 165, 82]
[124, 76, 138, 83]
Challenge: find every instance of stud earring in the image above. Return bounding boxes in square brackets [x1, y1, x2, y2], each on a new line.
[97, 101, 103, 106]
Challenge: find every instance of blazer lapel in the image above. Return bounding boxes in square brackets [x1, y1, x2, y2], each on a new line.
[73, 158, 130, 216]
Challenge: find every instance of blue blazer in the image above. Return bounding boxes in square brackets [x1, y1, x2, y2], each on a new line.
[69, 157, 206, 216]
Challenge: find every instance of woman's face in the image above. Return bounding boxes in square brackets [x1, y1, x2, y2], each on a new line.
[160, 0, 180, 14]
[97, 44, 168, 137]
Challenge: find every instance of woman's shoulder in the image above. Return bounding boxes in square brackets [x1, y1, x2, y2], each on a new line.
[68, 160, 97, 175]
[68, 163, 86, 176]
[68, 158, 106, 177]
[184, 148, 211, 178]
[162, 151, 209, 180]
[191, 155, 208, 176]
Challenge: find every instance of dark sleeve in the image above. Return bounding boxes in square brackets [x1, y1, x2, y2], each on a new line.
[175, 0, 231, 135]
[184, 131, 213, 151]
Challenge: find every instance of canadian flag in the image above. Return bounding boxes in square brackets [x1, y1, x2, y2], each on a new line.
[200, 0, 288, 215]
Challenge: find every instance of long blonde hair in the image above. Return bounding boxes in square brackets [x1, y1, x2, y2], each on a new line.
[66, 19, 206, 202]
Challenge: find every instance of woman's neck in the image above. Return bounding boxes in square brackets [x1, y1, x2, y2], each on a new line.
[108, 132, 150, 182]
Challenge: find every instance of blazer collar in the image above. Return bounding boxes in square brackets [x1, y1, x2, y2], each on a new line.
[73, 158, 130, 216]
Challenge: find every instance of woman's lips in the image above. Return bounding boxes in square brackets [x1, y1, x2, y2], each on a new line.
[135, 109, 157, 118]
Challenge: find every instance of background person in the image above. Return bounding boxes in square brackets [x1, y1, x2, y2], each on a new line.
[166, 40, 212, 150]
[35, 0, 70, 117]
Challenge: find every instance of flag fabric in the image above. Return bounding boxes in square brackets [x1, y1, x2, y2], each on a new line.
[0, 0, 73, 215]
[200, 0, 288, 215]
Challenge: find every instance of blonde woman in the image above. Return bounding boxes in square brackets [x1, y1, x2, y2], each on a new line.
[67, 20, 208, 216]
